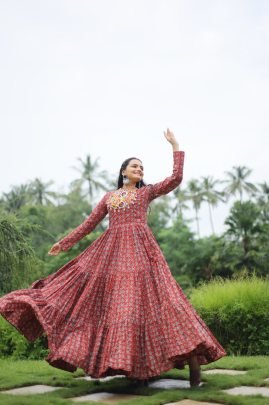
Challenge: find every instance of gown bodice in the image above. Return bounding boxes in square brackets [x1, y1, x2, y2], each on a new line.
[58, 151, 185, 251]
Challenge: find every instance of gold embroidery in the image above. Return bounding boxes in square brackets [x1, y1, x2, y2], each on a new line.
[108, 188, 137, 210]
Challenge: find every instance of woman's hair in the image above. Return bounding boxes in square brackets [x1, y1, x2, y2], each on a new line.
[117, 157, 147, 189]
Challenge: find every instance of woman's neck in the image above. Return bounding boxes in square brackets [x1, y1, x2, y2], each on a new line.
[122, 184, 137, 190]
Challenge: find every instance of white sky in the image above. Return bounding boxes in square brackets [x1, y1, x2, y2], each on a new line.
[0, 0, 268, 236]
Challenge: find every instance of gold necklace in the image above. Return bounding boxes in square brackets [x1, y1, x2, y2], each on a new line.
[121, 187, 137, 191]
[108, 188, 137, 209]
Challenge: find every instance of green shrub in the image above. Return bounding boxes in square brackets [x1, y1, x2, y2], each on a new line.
[190, 276, 269, 355]
[0, 316, 49, 359]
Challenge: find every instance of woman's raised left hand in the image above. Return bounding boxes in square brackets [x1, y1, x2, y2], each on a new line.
[163, 128, 179, 146]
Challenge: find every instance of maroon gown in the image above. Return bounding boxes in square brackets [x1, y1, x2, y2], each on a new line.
[0, 151, 226, 379]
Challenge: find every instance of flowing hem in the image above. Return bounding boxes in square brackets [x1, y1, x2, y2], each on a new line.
[0, 292, 226, 379]
[45, 342, 226, 379]
[0, 293, 57, 342]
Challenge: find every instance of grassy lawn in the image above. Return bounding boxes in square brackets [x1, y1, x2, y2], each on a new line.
[0, 356, 268, 404]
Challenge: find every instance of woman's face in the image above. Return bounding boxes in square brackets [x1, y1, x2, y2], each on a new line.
[122, 159, 144, 183]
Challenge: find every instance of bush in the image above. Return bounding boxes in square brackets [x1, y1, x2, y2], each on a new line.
[190, 276, 269, 355]
[0, 316, 49, 359]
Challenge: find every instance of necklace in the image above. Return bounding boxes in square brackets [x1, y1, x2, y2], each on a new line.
[121, 187, 137, 191]
[108, 187, 137, 210]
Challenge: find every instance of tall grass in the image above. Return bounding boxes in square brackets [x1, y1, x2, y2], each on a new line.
[191, 276, 269, 312]
[190, 276, 269, 355]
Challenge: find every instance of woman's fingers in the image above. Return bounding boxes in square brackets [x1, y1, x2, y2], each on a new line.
[164, 128, 173, 141]
[48, 243, 61, 255]
[164, 128, 178, 145]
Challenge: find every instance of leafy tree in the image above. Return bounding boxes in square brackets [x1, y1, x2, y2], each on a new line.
[255, 182, 269, 223]
[0, 214, 42, 293]
[147, 196, 172, 236]
[225, 201, 263, 254]
[2, 184, 30, 212]
[224, 201, 268, 273]
[158, 214, 195, 287]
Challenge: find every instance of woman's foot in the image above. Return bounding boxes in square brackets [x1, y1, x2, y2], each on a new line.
[188, 355, 201, 387]
[133, 378, 149, 386]
[140, 379, 149, 386]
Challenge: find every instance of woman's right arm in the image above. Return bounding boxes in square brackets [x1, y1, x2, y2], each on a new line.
[48, 192, 109, 254]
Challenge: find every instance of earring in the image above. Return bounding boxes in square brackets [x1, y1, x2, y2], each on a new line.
[123, 175, 130, 185]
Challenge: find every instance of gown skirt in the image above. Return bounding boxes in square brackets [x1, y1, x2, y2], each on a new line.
[0, 151, 226, 379]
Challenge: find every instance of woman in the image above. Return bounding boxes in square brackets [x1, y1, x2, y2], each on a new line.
[0, 129, 226, 387]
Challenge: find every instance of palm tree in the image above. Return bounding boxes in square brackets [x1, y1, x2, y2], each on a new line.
[201, 176, 225, 234]
[172, 188, 189, 216]
[186, 179, 204, 237]
[222, 166, 257, 202]
[71, 155, 109, 202]
[225, 201, 263, 257]
[29, 178, 57, 205]
[255, 182, 269, 223]
[256, 182, 269, 204]
[2, 184, 30, 212]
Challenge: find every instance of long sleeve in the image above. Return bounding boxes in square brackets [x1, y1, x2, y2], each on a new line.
[147, 150, 185, 202]
[58, 192, 109, 251]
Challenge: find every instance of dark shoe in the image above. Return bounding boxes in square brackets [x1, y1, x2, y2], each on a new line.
[133, 379, 149, 387]
[143, 379, 149, 387]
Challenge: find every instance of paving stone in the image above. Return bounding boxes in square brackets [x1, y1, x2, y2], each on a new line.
[223, 386, 269, 397]
[75, 375, 125, 382]
[70, 392, 143, 403]
[165, 400, 222, 405]
[0, 384, 63, 395]
[203, 368, 246, 375]
[149, 378, 190, 389]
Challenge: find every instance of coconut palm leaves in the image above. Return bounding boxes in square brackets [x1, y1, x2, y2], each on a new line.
[201, 176, 225, 234]
[174, 177, 224, 236]
[1, 185, 30, 212]
[173, 165, 257, 237]
[223, 166, 257, 201]
[28, 178, 58, 206]
[71, 155, 109, 202]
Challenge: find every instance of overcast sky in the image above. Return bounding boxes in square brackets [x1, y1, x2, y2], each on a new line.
[0, 0, 268, 236]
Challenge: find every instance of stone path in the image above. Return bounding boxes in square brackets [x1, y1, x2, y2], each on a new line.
[166, 401, 222, 405]
[148, 378, 191, 389]
[75, 375, 125, 381]
[223, 386, 269, 397]
[70, 392, 143, 403]
[0, 384, 63, 395]
[1, 369, 269, 402]
[203, 368, 247, 375]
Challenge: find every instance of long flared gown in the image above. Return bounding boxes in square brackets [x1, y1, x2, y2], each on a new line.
[0, 151, 226, 379]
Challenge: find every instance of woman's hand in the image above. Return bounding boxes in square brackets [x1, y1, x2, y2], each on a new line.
[48, 242, 62, 256]
[164, 128, 179, 149]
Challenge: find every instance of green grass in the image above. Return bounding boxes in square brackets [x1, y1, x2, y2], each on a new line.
[0, 356, 269, 404]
